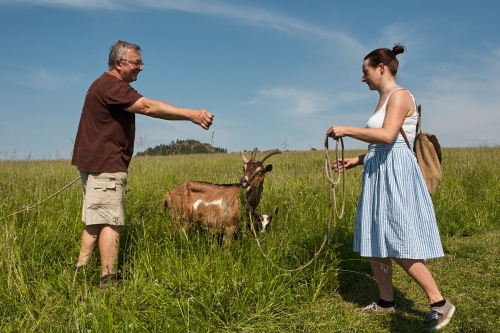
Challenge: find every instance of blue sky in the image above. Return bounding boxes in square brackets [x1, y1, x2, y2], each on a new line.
[1, 0, 499, 159]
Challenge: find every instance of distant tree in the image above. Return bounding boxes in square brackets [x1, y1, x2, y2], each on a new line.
[135, 139, 227, 156]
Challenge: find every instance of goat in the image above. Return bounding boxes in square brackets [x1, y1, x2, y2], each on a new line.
[164, 148, 281, 246]
[254, 207, 278, 233]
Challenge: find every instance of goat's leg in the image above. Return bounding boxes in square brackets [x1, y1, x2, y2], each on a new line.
[222, 224, 239, 247]
[171, 212, 179, 236]
[222, 231, 231, 247]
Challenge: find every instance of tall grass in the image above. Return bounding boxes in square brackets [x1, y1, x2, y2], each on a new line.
[433, 147, 500, 237]
[0, 147, 499, 332]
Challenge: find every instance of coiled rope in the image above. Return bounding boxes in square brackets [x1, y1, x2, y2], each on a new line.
[248, 135, 345, 272]
[2, 176, 81, 219]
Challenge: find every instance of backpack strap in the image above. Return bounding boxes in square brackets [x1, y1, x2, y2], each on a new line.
[416, 104, 422, 134]
[400, 103, 421, 153]
[400, 128, 412, 151]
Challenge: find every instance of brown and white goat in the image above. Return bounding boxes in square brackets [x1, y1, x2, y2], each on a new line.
[254, 207, 278, 234]
[164, 148, 281, 245]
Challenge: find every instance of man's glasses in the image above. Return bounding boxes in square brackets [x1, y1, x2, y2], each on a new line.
[121, 59, 145, 69]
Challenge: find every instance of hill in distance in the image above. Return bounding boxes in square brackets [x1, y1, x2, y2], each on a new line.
[135, 139, 227, 156]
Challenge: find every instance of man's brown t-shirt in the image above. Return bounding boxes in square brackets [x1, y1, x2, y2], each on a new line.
[72, 72, 143, 172]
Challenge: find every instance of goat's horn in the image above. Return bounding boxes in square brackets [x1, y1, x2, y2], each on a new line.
[250, 148, 258, 161]
[258, 149, 282, 163]
[240, 151, 249, 164]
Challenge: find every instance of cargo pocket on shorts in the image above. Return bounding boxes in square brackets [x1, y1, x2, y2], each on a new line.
[88, 179, 119, 209]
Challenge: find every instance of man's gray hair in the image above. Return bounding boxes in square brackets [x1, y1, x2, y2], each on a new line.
[108, 40, 142, 70]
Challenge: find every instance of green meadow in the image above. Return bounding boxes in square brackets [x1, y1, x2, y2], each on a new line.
[0, 147, 499, 332]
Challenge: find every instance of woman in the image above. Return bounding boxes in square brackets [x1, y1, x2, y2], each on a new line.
[326, 45, 455, 331]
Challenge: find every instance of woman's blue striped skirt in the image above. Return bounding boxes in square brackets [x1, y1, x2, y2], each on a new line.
[353, 141, 444, 259]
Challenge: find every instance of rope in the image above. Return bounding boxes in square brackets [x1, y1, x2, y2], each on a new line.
[249, 136, 345, 272]
[324, 135, 346, 219]
[2, 176, 81, 219]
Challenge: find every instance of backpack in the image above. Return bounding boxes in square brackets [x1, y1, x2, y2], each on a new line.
[400, 105, 442, 195]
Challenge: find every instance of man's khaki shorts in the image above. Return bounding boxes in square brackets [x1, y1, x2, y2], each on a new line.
[80, 171, 128, 226]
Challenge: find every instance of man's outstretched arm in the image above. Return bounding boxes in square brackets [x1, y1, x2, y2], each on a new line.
[125, 97, 214, 130]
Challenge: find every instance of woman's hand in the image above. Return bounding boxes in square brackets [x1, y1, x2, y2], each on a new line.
[326, 125, 349, 139]
[332, 156, 361, 172]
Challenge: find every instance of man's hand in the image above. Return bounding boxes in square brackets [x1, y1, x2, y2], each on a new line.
[190, 110, 214, 130]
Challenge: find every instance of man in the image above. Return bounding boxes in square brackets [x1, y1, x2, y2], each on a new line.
[71, 40, 213, 288]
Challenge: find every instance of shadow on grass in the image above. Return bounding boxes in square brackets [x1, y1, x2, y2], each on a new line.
[333, 227, 430, 332]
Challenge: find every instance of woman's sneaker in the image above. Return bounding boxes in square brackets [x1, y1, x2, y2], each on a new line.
[360, 302, 396, 314]
[424, 300, 455, 331]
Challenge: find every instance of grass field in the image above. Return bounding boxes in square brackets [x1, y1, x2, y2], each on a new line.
[0, 147, 499, 332]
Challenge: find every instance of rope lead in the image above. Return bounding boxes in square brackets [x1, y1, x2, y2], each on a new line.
[249, 136, 345, 272]
[2, 176, 81, 219]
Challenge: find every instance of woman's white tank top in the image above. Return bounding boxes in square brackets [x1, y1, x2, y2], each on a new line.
[365, 88, 418, 143]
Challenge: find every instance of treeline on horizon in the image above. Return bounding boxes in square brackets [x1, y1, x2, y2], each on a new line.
[135, 139, 227, 156]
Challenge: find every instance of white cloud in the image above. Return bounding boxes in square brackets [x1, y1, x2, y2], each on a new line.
[0, 0, 118, 9]
[246, 87, 334, 118]
[411, 49, 500, 147]
[491, 47, 500, 71]
[1, 0, 363, 51]
[9, 69, 84, 90]
[140, 0, 361, 46]
[377, 22, 423, 50]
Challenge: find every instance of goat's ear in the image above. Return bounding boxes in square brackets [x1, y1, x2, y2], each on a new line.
[254, 209, 263, 218]
[273, 207, 278, 215]
[264, 164, 273, 173]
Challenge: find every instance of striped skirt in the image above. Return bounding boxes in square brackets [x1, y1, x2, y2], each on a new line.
[353, 141, 444, 259]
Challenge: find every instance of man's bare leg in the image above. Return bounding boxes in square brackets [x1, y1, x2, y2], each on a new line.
[98, 225, 122, 277]
[76, 224, 101, 267]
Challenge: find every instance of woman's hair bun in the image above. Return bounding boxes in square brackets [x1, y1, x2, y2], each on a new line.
[392, 44, 405, 56]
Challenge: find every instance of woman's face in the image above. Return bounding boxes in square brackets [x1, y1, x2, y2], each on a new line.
[361, 59, 381, 90]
